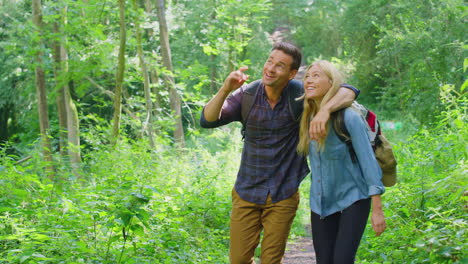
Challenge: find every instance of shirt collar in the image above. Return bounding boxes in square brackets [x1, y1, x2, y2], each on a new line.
[260, 82, 289, 106]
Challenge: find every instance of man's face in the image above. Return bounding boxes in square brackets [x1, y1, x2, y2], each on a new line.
[262, 50, 297, 89]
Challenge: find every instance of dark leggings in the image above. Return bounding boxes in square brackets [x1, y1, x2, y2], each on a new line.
[310, 198, 371, 264]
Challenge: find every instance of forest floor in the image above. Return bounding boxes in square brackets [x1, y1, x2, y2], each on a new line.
[283, 235, 316, 264]
[256, 223, 316, 264]
[255, 230, 316, 264]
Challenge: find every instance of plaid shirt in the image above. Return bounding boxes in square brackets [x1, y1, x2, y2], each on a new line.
[200, 81, 310, 204]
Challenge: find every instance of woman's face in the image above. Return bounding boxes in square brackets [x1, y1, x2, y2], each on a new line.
[304, 65, 332, 101]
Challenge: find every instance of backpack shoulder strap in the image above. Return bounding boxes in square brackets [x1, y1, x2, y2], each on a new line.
[286, 79, 304, 121]
[240, 80, 262, 138]
[332, 108, 357, 163]
[331, 109, 349, 140]
[241, 79, 262, 126]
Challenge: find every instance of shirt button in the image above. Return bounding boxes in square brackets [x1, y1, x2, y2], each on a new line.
[317, 180, 321, 183]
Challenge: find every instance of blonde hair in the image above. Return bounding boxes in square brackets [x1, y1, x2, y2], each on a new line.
[296, 60, 345, 156]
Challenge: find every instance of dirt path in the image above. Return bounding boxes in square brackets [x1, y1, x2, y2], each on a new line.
[282, 236, 316, 264]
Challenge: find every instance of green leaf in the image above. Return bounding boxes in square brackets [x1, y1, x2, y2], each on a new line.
[461, 79, 467, 92]
[109, 235, 120, 243]
[0, 207, 13, 212]
[20, 255, 30, 263]
[31, 252, 48, 259]
[144, 185, 159, 193]
[135, 210, 151, 228]
[437, 247, 453, 258]
[130, 223, 145, 236]
[131, 192, 150, 203]
[31, 233, 51, 242]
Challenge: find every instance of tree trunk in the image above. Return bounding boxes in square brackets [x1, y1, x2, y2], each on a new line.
[209, 9, 218, 93]
[144, 0, 161, 116]
[53, 22, 68, 158]
[65, 76, 82, 171]
[111, 0, 127, 145]
[0, 104, 11, 145]
[53, 7, 82, 175]
[156, 0, 185, 147]
[149, 68, 161, 114]
[61, 18, 82, 172]
[133, 0, 155, 147]
[32, 0, 55, 178]
[210, 54, 218, 93]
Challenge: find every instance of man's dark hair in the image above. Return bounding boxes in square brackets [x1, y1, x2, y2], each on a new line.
[271, 42, 302, 71]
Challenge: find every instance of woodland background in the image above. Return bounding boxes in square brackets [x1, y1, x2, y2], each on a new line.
[0, 0, 466, 263]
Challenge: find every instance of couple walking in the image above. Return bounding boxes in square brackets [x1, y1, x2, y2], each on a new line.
[200, 42, 386, 264]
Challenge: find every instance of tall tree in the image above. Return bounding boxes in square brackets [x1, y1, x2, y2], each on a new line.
[111, 0, 127, 145]
[62, 6, 82, 171]
[53, 5, 82, 174]
[143, 0, 161, 113]
[133, 0, 155, 147]
[53, 21, 68, 158]
[156, 0, 185, 146]
[32, 0, 55, 177]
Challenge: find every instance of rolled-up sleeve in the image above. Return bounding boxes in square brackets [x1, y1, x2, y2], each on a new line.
[341, 83, 361, 99]
[199, 87, 243, 128]
[345, 110, 385, 196]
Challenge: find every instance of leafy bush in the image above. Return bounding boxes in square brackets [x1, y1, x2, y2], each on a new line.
[356, 81, 467, 263]
[0, 128, 242, 263]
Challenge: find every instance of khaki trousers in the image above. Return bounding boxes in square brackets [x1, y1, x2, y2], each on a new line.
[229, 188, 299, 264]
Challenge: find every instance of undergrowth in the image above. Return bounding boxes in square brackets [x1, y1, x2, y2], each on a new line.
[0, 84, 466, 263]
[356, 83, 467, 263]
[0, 126, 240, 263]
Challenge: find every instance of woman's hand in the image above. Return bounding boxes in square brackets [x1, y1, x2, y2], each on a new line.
[371, 209, 386, 236]
[371, 195, 386, 236]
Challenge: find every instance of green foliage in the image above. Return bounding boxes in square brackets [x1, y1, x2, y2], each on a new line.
[356, 79, 467, 263]
[1, 87, 466, 263]
[286, 0, 466, 124]
[0, 0, 40, 146]
[341, 0, 465, 122]
[0, 130, 242, 263]
[1, 0, 467, 262]
[170, 0, 272, 90]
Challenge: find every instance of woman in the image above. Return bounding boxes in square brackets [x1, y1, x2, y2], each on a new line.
[297, 60, 386, 263]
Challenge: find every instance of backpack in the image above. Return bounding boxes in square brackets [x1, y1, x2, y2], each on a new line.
[240, 79, 303, 137]
[332, 102, 397, 187]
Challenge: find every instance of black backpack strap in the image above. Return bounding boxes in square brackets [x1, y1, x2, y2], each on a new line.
[240, 80, 262, 139]
[286, 79, 304, 121]
[332, 109, 357, 163]
[374, 120, 383, 147]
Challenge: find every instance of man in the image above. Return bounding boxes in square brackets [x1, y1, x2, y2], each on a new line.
[200, 42, 358, 263]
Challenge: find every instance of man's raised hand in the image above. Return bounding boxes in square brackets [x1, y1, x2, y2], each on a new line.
[222, 66, 249, 93]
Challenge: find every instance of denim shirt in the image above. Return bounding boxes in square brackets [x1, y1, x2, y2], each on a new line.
[308, 108, 385, 218]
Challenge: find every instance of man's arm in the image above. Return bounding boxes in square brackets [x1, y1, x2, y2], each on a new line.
[203, 88, 232, 122]
[309, 87, 356, 141]
[201, 66, 249, 124]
